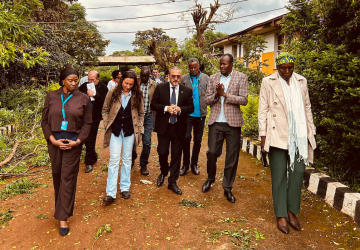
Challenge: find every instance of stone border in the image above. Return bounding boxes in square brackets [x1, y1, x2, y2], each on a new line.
[240, 137, 360, 227]
[0, 125, 15, 135]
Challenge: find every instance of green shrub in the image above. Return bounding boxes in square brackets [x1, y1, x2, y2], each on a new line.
[241, 95, 259, 140]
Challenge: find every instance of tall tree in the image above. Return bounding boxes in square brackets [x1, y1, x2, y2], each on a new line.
[0, 0, 49, 68]
[132, 28, 179, 72]
[182, 0, 239, 51]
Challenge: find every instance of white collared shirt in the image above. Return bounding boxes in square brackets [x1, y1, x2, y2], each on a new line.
[107, 79, 117, 91]
[164, 82, 180, 112]
[216, 70, 233, 123]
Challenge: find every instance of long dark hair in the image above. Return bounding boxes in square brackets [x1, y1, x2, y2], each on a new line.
[112, 71, 142, 109]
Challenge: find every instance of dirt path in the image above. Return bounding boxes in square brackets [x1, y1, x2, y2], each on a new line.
[1, 128, 359, 249]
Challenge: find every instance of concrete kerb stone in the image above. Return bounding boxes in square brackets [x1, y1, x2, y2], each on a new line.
[240, 137, 360, 228]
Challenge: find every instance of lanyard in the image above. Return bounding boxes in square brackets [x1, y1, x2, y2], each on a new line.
[61, 94, 73, 120]
[189, 73, 202, 88]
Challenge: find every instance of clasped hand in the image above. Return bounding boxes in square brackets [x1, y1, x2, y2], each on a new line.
[87, 89, 95, 97]
[167, 105, 180, 115]
[51, 138, 76, 150]
[216, 83, 226, 97]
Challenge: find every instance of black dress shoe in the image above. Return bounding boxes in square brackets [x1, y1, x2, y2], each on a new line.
[103, 195, 115, 204]
[202, 179, 214, 193]
[168, 182, 182, 195]
[224, 190, 236, 203]
[157, 174, 165, 186]
[59, 227, 69, 236]
[180, 165, 189, 176]
[140, 165, 149, 176]
[85, 164, 93, 173]
[121, 191, 131, 199]
[277, 217, 289, 234]
[191, 164, 200, 175]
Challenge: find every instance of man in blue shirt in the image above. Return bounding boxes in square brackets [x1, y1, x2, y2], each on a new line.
[180, 58, 209, 176]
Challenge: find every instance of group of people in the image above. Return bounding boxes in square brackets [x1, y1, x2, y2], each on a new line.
[41, 52, 316, 236]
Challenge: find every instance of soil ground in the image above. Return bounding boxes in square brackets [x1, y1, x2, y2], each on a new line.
[1, 127, 360, 250]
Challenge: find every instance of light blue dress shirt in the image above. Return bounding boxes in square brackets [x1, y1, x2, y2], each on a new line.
[216, 71, 233, 123]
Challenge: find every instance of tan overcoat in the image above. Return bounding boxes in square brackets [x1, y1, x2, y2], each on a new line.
[102, 88, 144, 149]
[258, 72, 317, 163]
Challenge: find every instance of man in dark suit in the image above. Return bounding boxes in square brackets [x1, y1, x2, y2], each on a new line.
[78, 70, 108, 173]
[150, 66, 194, 195]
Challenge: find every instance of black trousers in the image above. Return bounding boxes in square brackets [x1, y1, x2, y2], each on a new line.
[206, 122, 241, 192]
[157, 124, 183, 184]
[182, 116, 206, 167]
[84, 120, 100, 165]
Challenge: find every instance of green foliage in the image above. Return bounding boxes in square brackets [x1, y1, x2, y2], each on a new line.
[240, 95, 259, 140]
[35, 213, 48, 220]
[178, 199, 204, 208]
[0, 178, 43, 200]
[109, 49, 147, 57]
[0, 209, 13, 229]
[282, 0, 360, 188]
[94, 224, 112, 239]
[209, 227, 265, 249]
[0, 0, 49, 68]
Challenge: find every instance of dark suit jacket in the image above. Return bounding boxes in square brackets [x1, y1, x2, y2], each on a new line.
[78, 82, 108, 122]
[150, 83, 194, 138]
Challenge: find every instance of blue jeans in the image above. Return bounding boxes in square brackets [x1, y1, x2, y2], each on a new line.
[132, 113, 153, 166]
[106, 133, 135, 198]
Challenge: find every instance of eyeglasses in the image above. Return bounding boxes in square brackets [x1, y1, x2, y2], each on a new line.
[171, 75, 181, 79]
[88, 78, 98, 82]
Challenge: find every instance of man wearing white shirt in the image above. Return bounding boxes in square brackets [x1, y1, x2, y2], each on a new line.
[107, 70, 121, 91]
[150, 66, 194, 195]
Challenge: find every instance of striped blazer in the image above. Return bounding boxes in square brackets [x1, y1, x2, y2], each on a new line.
[206, 70, 248, 127]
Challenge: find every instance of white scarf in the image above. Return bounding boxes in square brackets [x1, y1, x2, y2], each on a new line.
[278, 73, 309, 171]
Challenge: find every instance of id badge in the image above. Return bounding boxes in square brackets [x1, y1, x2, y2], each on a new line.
[60, 120, 68, 130]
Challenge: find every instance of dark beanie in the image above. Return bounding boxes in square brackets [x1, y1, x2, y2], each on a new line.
[59, 66, 79, 86]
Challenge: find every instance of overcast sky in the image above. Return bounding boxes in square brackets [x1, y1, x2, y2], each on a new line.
[77, 0, 289, 56]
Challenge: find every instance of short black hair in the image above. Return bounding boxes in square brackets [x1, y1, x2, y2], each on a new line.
[221, 53, 234, 64]
[152, 68, 158, 72]
[112, 70, 121, 79]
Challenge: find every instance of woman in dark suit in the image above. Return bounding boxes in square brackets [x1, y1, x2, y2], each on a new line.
[41, 66, 92, 236]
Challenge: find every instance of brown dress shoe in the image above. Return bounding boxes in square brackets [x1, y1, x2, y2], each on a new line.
[277, 217, 289, 234]
[287, 210, 301, 231]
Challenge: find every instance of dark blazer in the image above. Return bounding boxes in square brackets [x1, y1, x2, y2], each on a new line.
[78, 82, 108, 122]
[41, 88, 92, 143]
[150, 83, 194, 138]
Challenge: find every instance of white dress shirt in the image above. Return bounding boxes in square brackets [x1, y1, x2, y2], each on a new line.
[216, 70, 233, 123]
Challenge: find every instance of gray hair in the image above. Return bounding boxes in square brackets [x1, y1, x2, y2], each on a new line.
[169, 66, 182, 74]
[188, 58, 200, 65]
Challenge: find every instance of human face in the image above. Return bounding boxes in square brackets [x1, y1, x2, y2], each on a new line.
[88, 72, 100, 85]
[220, 56, 233, 77]
[169, 69, 181, 87]
[63, 74, 78, 93]
[152, 69, 159, 78]
[140, 70, 150, 84]
[188, 61, 200, 77]
[122, 78, 134, 94]
[115, 72, 121, 83]
[277, 63, 294, 81]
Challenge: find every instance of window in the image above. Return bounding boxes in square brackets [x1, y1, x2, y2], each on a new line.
[232, 45, 237, 58]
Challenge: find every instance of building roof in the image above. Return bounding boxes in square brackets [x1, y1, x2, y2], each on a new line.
[85, 56, 156, 66]
[211, 14, 286, 46]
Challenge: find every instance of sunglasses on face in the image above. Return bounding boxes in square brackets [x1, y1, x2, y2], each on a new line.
[171, 75, 181, 79]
